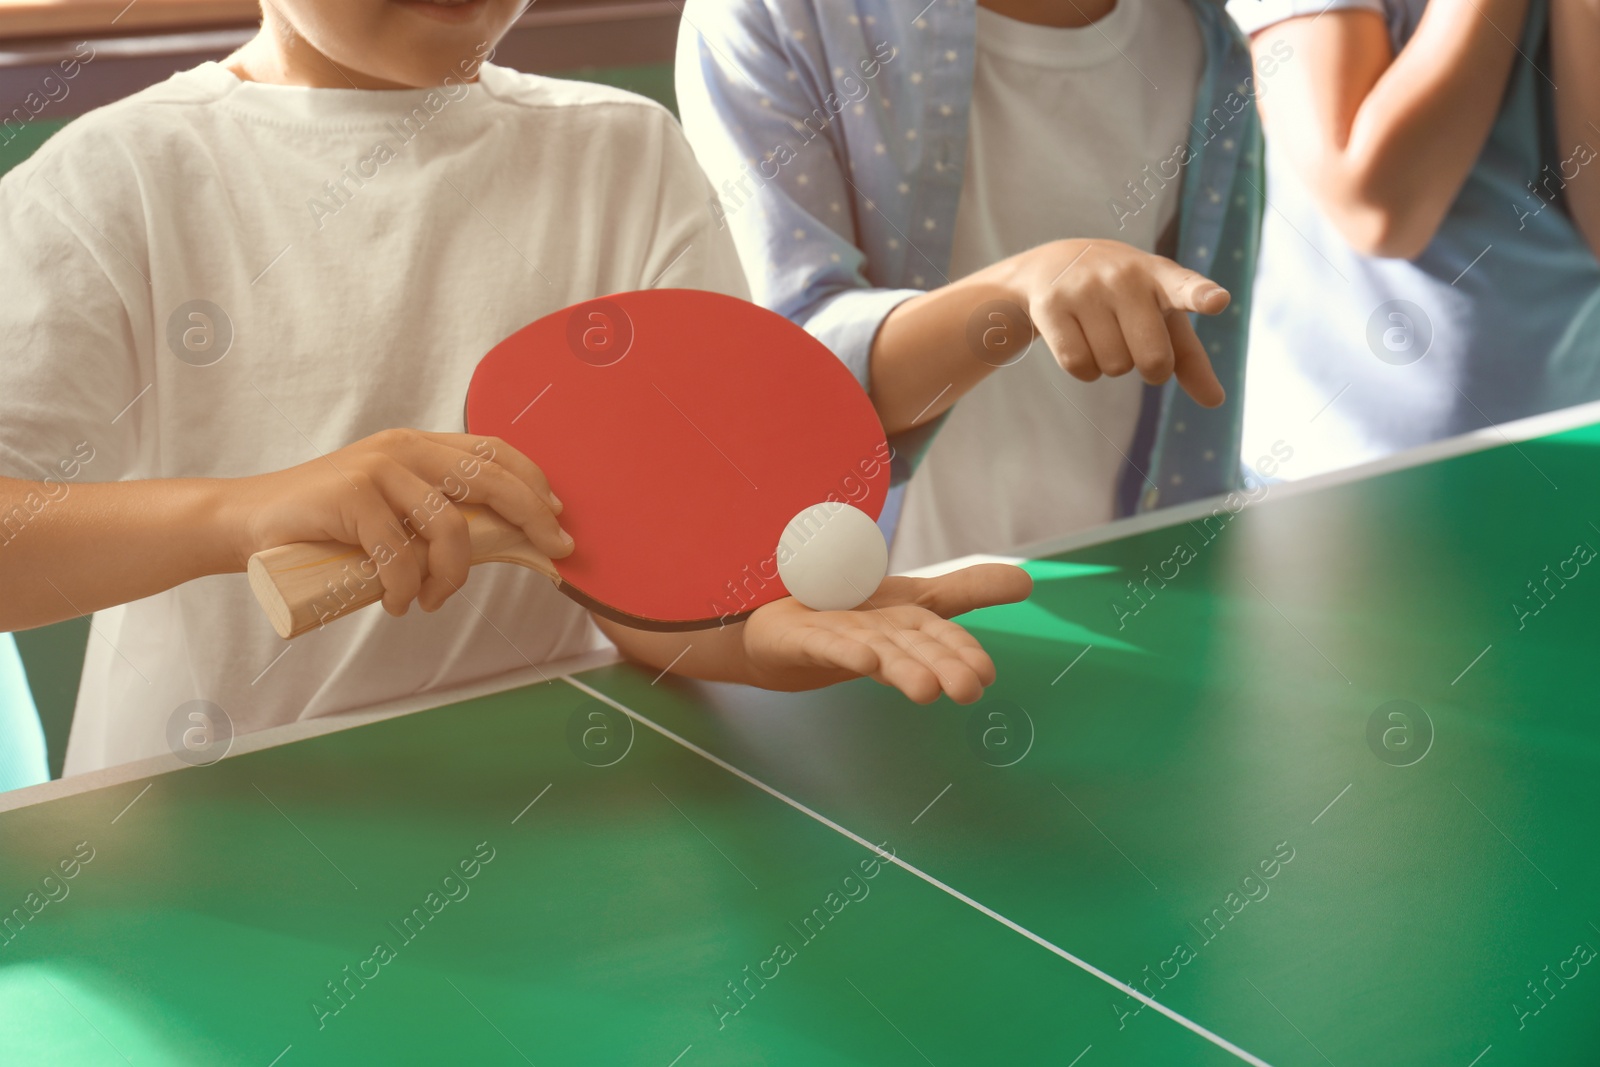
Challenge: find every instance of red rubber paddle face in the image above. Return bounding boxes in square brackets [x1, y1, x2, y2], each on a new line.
[465, 290, 891, 629]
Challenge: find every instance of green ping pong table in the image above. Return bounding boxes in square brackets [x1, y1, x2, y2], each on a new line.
[4, 402, 1600, 1067]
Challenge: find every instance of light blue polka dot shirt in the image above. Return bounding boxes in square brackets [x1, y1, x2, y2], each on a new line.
[676, 0, 1264, 514]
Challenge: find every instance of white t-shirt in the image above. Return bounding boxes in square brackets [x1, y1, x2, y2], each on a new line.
[890, 1, 1203, 571]
[0, 62, 748, 774]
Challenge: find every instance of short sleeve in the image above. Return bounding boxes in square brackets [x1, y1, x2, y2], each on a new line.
[0, 148, 146, 484]
[1226, 0, 1386, 36]
[674, 0, 920, 390]
[635, 106, 752, 302]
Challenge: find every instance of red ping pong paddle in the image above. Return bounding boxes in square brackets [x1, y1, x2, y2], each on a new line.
[247, 290, 891, 638]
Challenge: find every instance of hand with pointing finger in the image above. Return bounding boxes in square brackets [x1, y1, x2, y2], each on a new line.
[987, 238, 1230, 407]
[869, 237, 1232, 435]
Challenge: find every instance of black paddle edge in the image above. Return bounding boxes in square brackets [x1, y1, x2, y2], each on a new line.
[558, 582, 755, 633]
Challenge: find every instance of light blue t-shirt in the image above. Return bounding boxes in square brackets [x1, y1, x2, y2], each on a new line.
[1228, 0, 1600, 478]
[0, 633, 48, 791]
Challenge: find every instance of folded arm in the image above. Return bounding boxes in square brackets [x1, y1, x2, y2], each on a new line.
[1249, 1, 1531, 259]
[1552, 0, 1600, 256]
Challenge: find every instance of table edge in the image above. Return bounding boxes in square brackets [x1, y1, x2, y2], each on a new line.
[0, 645, 623, 814]
[904, 398, 1600, 578]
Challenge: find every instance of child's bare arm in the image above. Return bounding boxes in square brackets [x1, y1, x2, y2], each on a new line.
[868, 240, 1230, 436]
[1250, 2, 1531, 260]
[1, 476, 236, 630]
[596, 564, 1033, 704]
[0, 430, 569, 632]
[1552, 0, 1600, 256]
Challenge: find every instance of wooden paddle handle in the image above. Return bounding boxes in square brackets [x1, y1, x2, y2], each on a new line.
[247, 505, 559, 639]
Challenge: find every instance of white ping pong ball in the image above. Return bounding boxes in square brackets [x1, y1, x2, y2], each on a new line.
[776, 502, 888, 612]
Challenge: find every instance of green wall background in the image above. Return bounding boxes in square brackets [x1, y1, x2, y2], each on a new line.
[4, 61, 677, 779]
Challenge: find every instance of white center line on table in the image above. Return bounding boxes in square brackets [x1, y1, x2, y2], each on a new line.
[512, 783, 553, 825]
[109, 782, 152, 825]
[911, 783, 953, 825]
[564, 676, 1279, 1067]
[1451, 644, 1492, 686]
[1052, 645, 1092, 685]
[1311, 784, 1352, 826]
